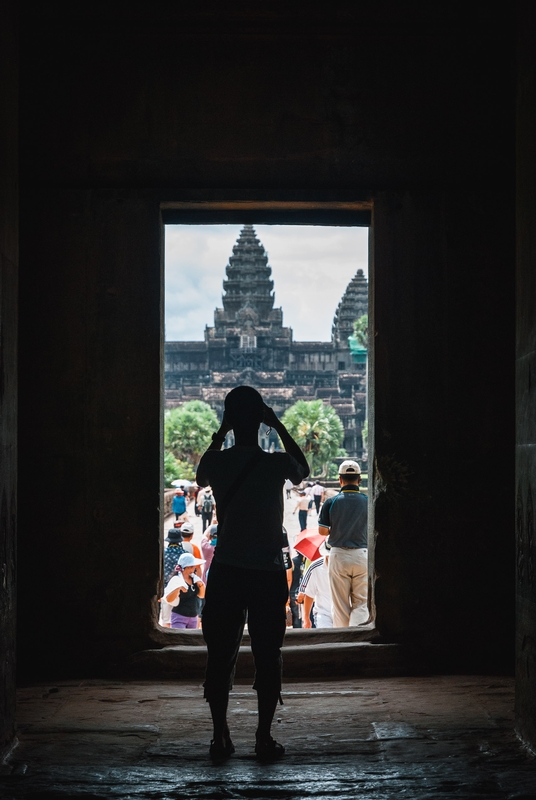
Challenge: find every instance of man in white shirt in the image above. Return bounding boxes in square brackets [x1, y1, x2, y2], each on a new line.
[296, 543, 333, 628]
[311, 481, 324, 514]
[293, 491, 310, 531]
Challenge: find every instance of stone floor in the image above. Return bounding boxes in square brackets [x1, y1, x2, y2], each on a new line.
[1, 676, 536, 799]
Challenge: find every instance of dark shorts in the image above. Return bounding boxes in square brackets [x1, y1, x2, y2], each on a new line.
[202, 560, 288, 700]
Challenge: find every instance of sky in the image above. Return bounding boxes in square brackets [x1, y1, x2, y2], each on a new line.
[165, 224, 368, 342]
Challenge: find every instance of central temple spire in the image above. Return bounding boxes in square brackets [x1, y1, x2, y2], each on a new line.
[221, 225, 275, 320]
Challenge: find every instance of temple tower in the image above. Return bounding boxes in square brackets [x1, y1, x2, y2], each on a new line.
[221, 225, 275, 319]
[332, 268, 369, 347]
[205, 225, 291, 372]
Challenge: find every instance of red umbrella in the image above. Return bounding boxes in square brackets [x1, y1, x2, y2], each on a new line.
[293, 529, 325, 562]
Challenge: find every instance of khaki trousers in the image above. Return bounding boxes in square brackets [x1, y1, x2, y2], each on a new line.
[328, 547, 368, 628]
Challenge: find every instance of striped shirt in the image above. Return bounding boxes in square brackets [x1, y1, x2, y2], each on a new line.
[299, 557, 332, 619]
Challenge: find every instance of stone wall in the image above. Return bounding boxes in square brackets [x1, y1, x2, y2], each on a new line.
[372, 190, 514, 669]
[0, 0, 17, 758]
[516, 0, 536, 753]
[163, 489, 175, 520]
[16, 3, 515, 679]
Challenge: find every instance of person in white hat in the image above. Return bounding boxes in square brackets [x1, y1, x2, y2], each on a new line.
[318, 460, 368, 628]
[164, 552, 206, 629]
[179, 522, 203, 577]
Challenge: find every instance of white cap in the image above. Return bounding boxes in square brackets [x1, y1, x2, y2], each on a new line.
[338, 460, 361, 475]
[180, 522, 194, 535]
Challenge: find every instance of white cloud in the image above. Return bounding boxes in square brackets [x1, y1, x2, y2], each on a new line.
[165, 224, 368, 342]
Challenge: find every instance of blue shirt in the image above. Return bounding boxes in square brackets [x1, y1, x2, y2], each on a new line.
[172, 494, 186, 515]
[318, 486, 368, 549]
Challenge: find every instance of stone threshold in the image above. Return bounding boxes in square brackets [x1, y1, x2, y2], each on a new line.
[123, 640, 408, 681]
[149, 623, 378, 648]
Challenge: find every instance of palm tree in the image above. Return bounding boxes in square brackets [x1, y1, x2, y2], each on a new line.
[164, 400, 219, 466]
[281, 400, 345, 477]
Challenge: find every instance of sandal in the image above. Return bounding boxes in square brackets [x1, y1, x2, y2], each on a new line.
[255, 736, 285, 762]
[209, 737, 235, 761]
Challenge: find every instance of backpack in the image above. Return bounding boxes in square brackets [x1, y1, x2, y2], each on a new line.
[202, 495, 214, 514]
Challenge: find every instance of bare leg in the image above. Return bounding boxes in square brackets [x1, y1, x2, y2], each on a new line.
[255, 689, 285, 760]
[256, 689, 279, 743]
[207, 693, 235, 759]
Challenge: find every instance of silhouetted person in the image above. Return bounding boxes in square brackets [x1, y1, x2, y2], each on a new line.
[197, 386, 309, 761]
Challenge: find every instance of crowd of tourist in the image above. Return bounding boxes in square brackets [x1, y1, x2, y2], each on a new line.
[159, 467, 368, 632]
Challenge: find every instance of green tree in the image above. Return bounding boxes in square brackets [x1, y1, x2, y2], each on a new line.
[164, 400, 219, 467]
[164, 451, 196, 487]
[353, 314, 368, 348]
[281, 399, 345, 477]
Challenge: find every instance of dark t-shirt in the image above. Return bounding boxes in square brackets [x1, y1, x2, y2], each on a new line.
[318, 487, 368, 549]
[196, 446, 306, 571]
[172, 581, 200, 617]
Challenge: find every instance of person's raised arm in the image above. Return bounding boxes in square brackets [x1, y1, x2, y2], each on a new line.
[263, 404, 310, 478]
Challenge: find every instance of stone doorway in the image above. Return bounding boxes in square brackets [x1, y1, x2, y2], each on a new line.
[156, 202, 375, 653]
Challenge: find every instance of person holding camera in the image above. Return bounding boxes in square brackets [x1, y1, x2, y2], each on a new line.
[164, 552, 206, 629]
[197, 385, 309, 761]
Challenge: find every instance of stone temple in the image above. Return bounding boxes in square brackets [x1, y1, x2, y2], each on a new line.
[164, 225, 368, 458]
